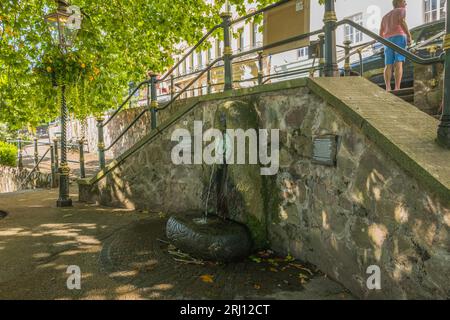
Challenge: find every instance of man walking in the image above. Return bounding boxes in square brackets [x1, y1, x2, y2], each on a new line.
[379, 0, 412, 91]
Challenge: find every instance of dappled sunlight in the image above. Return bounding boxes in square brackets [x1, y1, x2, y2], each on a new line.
[444, 210, 450, 227]
[322, 210, 330, 231]
[392, 255, 413, 281]
[109, 270, 139, 278]
[412, 219, 437, 247]
[278, 206, 288, 221]
[368, 224, 388, 261]
[148, 283, 174, 291]
[0, 228, 32, 237]
[36, 262, 57, 270]
[394, 204, 409, 224]
[33, 252, 52, 259]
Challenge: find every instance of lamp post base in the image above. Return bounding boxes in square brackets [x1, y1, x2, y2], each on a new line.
[57, 198, 73, 207]
[437, 117, 450, 149]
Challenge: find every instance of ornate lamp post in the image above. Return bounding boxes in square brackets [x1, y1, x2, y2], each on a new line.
[323, 0, 338, 77]
[44, 0, 81, 207]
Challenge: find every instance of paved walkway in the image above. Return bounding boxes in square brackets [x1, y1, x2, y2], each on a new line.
[0, 188, 354, 300]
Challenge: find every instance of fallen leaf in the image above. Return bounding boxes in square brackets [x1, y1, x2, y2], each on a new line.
[285, 254, 295, 262]
[269, 267, 278, 273]
[267, 259, 279, 267]
[200, 274, 214, 283]
[257, 250, 271, 258]
[250, 256, 262, 263]
[254, 284, 261, 290]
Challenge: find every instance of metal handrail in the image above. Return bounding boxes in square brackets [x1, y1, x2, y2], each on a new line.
[104, 108, 148, 152]
[160, 56, 259, 83]
[158, 57, 224, 111]
[338, 19, 444, 65]
[157, 0, 291, 89]
[159, 25, 222, 82]
[102, 80, 149, 127]
[336, 41, 375, 65]
[230, 29, 323, 60]
[262, 66, 323, 84]
[411, 30, 445, 51]
[20, 147, 51, 187]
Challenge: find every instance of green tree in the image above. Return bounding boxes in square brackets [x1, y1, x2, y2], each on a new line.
[1, 0, 327, 129]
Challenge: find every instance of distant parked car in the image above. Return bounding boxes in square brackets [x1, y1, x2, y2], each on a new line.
[348, 19, 445, 89]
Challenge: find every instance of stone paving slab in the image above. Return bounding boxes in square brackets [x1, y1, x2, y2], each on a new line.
[308, 77, 450, 203]
[0, 189, 353, 300]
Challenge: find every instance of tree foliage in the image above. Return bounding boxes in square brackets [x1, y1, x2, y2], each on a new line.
[0, 0, 325, 129]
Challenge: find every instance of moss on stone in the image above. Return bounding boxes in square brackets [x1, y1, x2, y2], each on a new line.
[246, 213, 268, 249]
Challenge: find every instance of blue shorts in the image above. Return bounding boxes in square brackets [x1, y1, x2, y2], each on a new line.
[384, 35, 407, 65]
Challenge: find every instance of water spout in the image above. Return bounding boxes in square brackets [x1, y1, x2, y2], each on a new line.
[204, 161, 216, 221]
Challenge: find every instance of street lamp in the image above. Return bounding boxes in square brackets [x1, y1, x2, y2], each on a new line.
[44, 0, 81, 207]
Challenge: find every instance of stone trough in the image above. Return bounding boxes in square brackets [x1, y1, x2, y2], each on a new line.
[166, 212, 252, 262]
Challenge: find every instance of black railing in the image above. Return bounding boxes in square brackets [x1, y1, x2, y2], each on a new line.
[338, 19, 444, 65]
[91, 0, 450, 174]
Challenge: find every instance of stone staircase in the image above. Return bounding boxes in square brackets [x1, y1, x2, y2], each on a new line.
[391, 86, 415, 103]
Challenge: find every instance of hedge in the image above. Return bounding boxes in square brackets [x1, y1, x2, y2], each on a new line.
[0, 141, 18, 167]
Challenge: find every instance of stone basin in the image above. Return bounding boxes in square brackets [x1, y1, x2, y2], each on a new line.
[166, 212, 253, 262]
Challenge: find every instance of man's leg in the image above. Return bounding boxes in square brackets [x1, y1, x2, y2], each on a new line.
[384, 64, 393, 91]
[394, 61, 403, 91]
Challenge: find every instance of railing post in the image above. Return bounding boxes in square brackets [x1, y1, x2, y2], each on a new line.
[97, 117, 106, 170]
[78, 139, 86, 179]
[207, 69, 212, 94]
[437, 0, 450, 148]
[18, 139, 23, 169]
[33, 137, 39, 172]
[257, 50, 264, 85]
[170, 74, 175, 100]
[53, 138, 59, 172]
[149, 72, 158, 129]
[323, 0, 339, 77]
[343, 40, 352, 76]
[221, 10, 233, 91]
[57, 84, 72, 207]
[50, 145, 57, 188]
[318, 33, 325, 77]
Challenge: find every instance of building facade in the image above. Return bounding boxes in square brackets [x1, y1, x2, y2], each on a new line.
[271, 0, 446, 75]
[139, 0, 447, 103]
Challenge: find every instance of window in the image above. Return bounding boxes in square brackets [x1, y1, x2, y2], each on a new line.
[297, 47, 309, 60]
[197, 51, 203, 69]
[182, 60, 187, 74]
[207, 46, 212, 62]
[251, 23, 260, 48]
[237, 29, 244, 52]
[344, 13, 363, 44]
[424, 0, 446, 23]
[215, 38, 223, 58]
[189, 54, 194, 72]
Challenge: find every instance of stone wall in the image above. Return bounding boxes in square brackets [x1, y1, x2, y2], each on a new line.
[0, 166, 52, 193]
[79, 80, 450, 299]
[413, 62, 444, 115]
